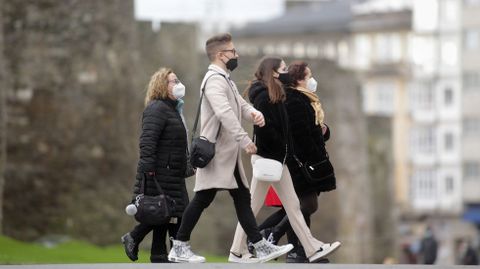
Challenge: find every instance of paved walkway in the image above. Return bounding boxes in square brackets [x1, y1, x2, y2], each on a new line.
[0, 264, 477, 269]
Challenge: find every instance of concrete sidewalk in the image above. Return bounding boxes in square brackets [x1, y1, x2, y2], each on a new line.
[0, 264, 477, 269]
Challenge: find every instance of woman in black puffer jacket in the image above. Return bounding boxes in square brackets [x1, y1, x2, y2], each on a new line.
[122, 67, 190, 263]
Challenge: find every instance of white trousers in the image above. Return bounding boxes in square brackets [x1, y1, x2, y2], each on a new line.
[229, 154, 324, 257]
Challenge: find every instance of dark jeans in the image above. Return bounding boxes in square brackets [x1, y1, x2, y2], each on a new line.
[176, 166, 263, 244]
[130, 218, 181, 262]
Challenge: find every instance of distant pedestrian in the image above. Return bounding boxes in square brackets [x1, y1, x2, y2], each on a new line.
[418, 226, 438, 264]
[459, 239, 479, 265]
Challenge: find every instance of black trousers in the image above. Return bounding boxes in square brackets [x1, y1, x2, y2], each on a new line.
[176, 166, 262, 243]
[258, 191, 319, 246]
[130, 218, 181, 261]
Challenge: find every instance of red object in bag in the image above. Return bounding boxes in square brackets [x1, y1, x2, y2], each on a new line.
[264, 186, 282, 207]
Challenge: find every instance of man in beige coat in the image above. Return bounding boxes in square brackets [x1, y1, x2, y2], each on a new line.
[168, 33, 293, 263]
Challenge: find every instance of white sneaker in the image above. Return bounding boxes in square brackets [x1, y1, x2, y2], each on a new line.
[253, 238, 293, 263]
[168, 239, 206, 263]
[308, 241, 341, 262]
[228, 252, 260, 263]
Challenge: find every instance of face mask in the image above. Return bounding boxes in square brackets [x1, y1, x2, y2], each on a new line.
[225, 57, 238, 71]
[307, 77, 318, 92]
[277, 72, 293, 85]
[172, 82, 185, 99]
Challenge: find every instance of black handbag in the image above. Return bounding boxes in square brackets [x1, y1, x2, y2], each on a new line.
[189, 72, 224, 168]
[134, 173, 175, 225]
[293, 155, 334, 183]
[184, 150, 196, 177]
[285, 102, 334, 183]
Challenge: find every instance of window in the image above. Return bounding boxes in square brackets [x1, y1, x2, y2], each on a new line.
[410, 81, 435, 111]
[375, 33, 402, 63]
[463, 72, 480, 91]
[355, 35, 371, 68]
[444, 132, 454, 151]
[441, 41, 458, 66]
[363, 82, 396, 116]
[276, 43, 290, 56]
[444, 88, 454, 106]
[263, 44, 275, 55]
[464, 30, 480, 50]
[464, 162, 480, 179]
[293, 42, 305, 58]
[411, 127, 436, 155]
[442, 0, 458, 23]
[411, 168, 437, 199]
[464, 118, 480, 135]
[445, 176, 454, 193]
[306, 44, 319, 58]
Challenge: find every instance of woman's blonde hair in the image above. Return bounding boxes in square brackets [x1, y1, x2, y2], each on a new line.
[144, 67, 173, 106]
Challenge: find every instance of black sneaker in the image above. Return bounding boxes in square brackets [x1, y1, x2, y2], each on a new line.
[151, 254, 171, 263]
[286, 246, 311, 263]
[121, 233, 139, 261]
[286, 251, 307, 263]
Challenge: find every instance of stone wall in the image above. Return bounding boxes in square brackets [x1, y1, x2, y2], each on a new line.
[0, 0, 6, 235]
[367, 115, 396, 263]
[0, 0, 203, 245]
[1, 0, 142, 244]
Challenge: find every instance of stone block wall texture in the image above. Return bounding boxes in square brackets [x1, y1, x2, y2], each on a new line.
[2, 0, 145, 244]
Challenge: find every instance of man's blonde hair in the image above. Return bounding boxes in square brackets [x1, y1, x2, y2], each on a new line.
[144, 67, 172, 106]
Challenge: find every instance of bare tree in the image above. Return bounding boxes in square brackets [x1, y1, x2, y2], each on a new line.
[0, 0, 6, 234]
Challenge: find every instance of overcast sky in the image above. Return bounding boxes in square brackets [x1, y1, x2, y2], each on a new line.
[134, 0, 285, 28]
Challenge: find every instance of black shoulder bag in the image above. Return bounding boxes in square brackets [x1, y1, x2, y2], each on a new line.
[134, 173, 176, 225]
[283, 104, 334, 183]
[189, 73, 223, 168]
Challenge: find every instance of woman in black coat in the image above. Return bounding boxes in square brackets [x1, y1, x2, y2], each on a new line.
[121, 67, 190, 263]
[257, 61, 336, 263]
[231, 57, 340, 263]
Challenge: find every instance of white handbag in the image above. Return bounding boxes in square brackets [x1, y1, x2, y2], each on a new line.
[252, 157, 283, 182]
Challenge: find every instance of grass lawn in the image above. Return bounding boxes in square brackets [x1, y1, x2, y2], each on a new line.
[0, 235, 227, 264]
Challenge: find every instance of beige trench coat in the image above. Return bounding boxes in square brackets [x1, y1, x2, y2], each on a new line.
[193, 64, 259, 192]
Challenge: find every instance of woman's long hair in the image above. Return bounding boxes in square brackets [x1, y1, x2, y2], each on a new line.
[144, 67, 172, 106]
[247, 57, 285, 104]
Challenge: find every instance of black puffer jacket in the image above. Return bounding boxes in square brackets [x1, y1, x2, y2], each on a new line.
[248, 81, 288, 162]
[133, 98, 188, 217]
[284, 87, 336, 195]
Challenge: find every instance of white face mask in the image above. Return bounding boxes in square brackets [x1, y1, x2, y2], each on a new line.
[307, 77, 318, 92]
[172, 82, 185, 99]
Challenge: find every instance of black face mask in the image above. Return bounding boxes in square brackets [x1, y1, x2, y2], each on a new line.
[225, 57, 238, 71]
[277, 73, 293, 85]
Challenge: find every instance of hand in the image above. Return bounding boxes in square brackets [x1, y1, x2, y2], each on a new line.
[321, 124, 327, 135]
[251, 112, 265, 127]
[244, 142, 257, 154]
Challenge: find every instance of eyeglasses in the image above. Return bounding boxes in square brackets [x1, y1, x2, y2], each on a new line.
[221, 48, 237, 55]
[168, 79, 180, 84]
